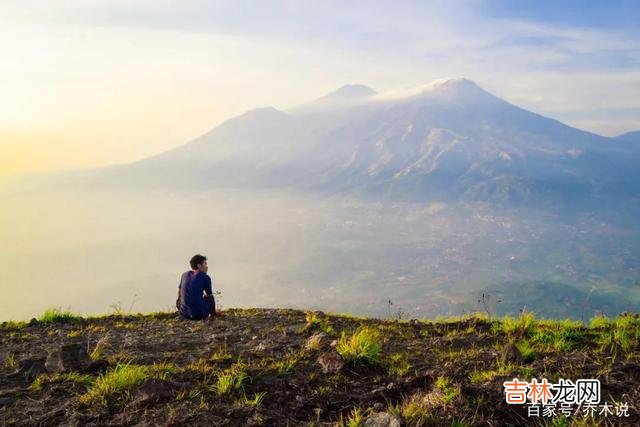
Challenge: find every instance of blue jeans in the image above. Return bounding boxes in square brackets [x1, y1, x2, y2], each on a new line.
[176, 294, 215, 320]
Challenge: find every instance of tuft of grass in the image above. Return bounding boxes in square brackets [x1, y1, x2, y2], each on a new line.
[114, 321, 135, 330]
[67, 329, 83, 338]
[529, 318, 588, 353]
[317, 384, 332, 396]
[612, 314, 640, 354]
[31, 372, 95, 392]
[89, 333, 112, 360]
[514, 340, 536, 362]
[1, 320, 28, 331]
[210, 347, 233, 362]
[79, 363, 148, 406]
[237, 391, 267, 407]
[589, 315, 612, 330]
[469, 369, 498, 385]
[469, 359, 524, 385]
[213, 362, 248, 396]
[594, 313, 640, 356]
[386, 353, 412, 377]
[187, 357, 216, 376]
[388, 394, 435, 425]
[494, 311, 536, 338]
[435, 376, 460, 404]
[305, 311, 321, 329]
[304, 333, 324, 352]
[4, 354, 17, 370]
[38, 307, 82, 324]
[336, 327, 382, 366]
[147, 362, 179, 379]
[272, 353, 298, 376]
[336, 406, 369, 427]
[303, 311, 335, 334]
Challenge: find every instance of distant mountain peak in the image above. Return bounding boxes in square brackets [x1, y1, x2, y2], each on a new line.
[290, 84, 377, 113]
[322, 84, 377, 99]
[419, 77, 488, 98]
[375, 77, 490, 102]
[428, 76, 478, 88]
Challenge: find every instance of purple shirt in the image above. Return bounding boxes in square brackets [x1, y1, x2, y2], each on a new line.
[177, 270, 213, 319]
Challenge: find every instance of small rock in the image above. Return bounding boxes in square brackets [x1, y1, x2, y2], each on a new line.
[500, 343, 524, 365]
[85, 359, 109, 374]
[373, 402, 384, 411]
[478, 349, 498, 363]
[0, 396, 15, 406]
[284, 323, 307, 336]
[17, 358, 47, 379]
[45, 344, 91, 373]
[329, 339, 338, 347]
[131, 379, 186, 405]
[317, 349, 344, 374]
[28, 318, 39, 326]
[362, 412, 402, 427]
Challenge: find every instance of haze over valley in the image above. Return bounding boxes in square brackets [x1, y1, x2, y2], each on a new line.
[2, 78, 639, 321]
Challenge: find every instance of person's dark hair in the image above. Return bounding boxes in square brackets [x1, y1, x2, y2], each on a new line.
[190, 254, 207, 270]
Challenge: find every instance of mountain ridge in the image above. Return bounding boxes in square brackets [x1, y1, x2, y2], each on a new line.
[95, 78, 639, 209]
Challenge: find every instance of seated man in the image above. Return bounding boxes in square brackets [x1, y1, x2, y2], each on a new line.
[176, 254, 216, 320]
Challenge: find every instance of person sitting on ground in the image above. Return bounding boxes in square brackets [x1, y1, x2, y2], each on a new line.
[176, 254, 216, 320]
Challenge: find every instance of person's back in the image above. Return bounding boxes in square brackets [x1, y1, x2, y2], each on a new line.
[176, 254, 215, 320]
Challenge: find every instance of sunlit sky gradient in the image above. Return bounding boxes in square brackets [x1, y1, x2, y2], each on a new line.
[1, 0, 639, 174]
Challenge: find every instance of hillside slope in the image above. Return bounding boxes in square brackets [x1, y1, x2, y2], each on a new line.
[1, 308, 638, 426]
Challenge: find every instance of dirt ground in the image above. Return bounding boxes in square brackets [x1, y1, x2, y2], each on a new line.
[1, 308, 638, 426]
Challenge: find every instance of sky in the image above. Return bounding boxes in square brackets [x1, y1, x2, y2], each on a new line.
[1, 0, 639, 175]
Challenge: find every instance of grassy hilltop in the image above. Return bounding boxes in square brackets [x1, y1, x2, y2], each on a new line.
[0, 308, 639, 426]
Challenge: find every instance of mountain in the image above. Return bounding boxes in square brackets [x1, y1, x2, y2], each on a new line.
[616, 130, 640, 143]
[3, 78, 639, 321]
[97, 78, 640, 210]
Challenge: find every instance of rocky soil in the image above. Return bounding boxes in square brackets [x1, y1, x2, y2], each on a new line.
[1, 308, 638, 426]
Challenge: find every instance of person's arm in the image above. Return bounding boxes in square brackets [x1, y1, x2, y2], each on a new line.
[176, 277, 181, 310]
[204, 275, 213, 297]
